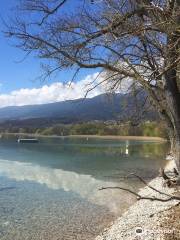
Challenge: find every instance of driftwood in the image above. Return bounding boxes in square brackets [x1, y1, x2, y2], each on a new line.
[160, 168, 170, 180]
[99, 173, 180, 203]
[173, 168, 179, 176]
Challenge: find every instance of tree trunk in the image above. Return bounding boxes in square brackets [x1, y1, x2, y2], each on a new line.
[163, 69, 180, 172]
[162, 0, 180, 172]
[169, 128, 180, 171]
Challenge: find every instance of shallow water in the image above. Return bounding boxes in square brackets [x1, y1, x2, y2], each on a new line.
[0, 136, 168, 239]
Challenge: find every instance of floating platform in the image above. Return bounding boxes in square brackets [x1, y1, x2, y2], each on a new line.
[18, 138, 39, 143]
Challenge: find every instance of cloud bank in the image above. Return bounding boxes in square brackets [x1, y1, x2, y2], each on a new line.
[0, 72, 132, 108]
[0, 73, 106, 108]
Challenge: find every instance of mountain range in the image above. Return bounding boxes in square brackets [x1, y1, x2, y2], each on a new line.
[0, 92, 158, 127]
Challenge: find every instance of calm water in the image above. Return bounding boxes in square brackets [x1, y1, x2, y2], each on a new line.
[0, 136, 168, 240]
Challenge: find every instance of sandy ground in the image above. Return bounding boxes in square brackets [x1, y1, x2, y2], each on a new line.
[160, 204, 180, 240]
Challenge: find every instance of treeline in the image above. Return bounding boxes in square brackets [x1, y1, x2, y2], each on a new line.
[0, 121, 167, 138]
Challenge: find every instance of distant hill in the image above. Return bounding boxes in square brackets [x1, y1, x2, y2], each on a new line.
[0, 92, 158, 127]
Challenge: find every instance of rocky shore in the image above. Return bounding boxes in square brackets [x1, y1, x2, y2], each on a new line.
[96, 160, 180, 240]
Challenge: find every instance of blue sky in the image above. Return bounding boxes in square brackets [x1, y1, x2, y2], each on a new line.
[0, 1, 103, 107]
[0, 0, 42, 92]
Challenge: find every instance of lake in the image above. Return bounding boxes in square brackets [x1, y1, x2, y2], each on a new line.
[0, 136, 168, 240]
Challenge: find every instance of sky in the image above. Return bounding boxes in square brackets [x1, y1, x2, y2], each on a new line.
[0, 0, 104, 108]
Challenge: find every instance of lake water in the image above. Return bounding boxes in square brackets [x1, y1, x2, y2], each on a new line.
[0, 136, 168, 240]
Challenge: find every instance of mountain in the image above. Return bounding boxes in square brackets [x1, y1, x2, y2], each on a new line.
[0, 92, 158, 126]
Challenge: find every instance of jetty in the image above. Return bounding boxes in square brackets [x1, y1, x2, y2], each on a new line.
[17, 138, 39, 143]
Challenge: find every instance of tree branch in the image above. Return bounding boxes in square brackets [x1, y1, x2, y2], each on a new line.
[99, 186, 180, 202]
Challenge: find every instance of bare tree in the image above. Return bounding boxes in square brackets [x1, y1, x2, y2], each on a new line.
[4, 0, 180, 176]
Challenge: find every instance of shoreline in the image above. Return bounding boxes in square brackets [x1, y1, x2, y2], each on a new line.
[95, 160, 179, 240]
[1, 132, 176, 239]
[2, 133, 166, 142]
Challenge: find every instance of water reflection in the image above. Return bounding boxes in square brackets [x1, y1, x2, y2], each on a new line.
[0, 137, 168, 181]
[0, 138, 168, 240]
[0, 159, 136, 214]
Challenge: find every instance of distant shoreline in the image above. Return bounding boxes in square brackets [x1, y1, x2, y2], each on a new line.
[2, 133, 167, 142]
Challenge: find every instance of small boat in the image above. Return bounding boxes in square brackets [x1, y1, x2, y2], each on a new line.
[17, 138, 39, 143]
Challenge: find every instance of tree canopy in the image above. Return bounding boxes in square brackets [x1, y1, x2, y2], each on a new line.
[4, 0, 180, 170]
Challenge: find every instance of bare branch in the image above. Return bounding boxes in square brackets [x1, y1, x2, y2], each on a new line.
[99, 186, 180, 202]
[126, 173, 173, 198]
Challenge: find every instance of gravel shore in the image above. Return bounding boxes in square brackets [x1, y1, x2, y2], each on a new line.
[96, 160, 180, 240]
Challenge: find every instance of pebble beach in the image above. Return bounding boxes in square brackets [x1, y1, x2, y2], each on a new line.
[96, 160, 180, 240]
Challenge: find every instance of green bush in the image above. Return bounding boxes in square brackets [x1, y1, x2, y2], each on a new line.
[0, 120, 167, 138]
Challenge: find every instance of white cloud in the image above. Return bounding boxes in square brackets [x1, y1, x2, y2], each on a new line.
[0, 73, 106, 108]
[0, 72, 133, 108]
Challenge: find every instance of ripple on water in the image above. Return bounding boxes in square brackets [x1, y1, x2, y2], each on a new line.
[0, 177, 115, 240]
